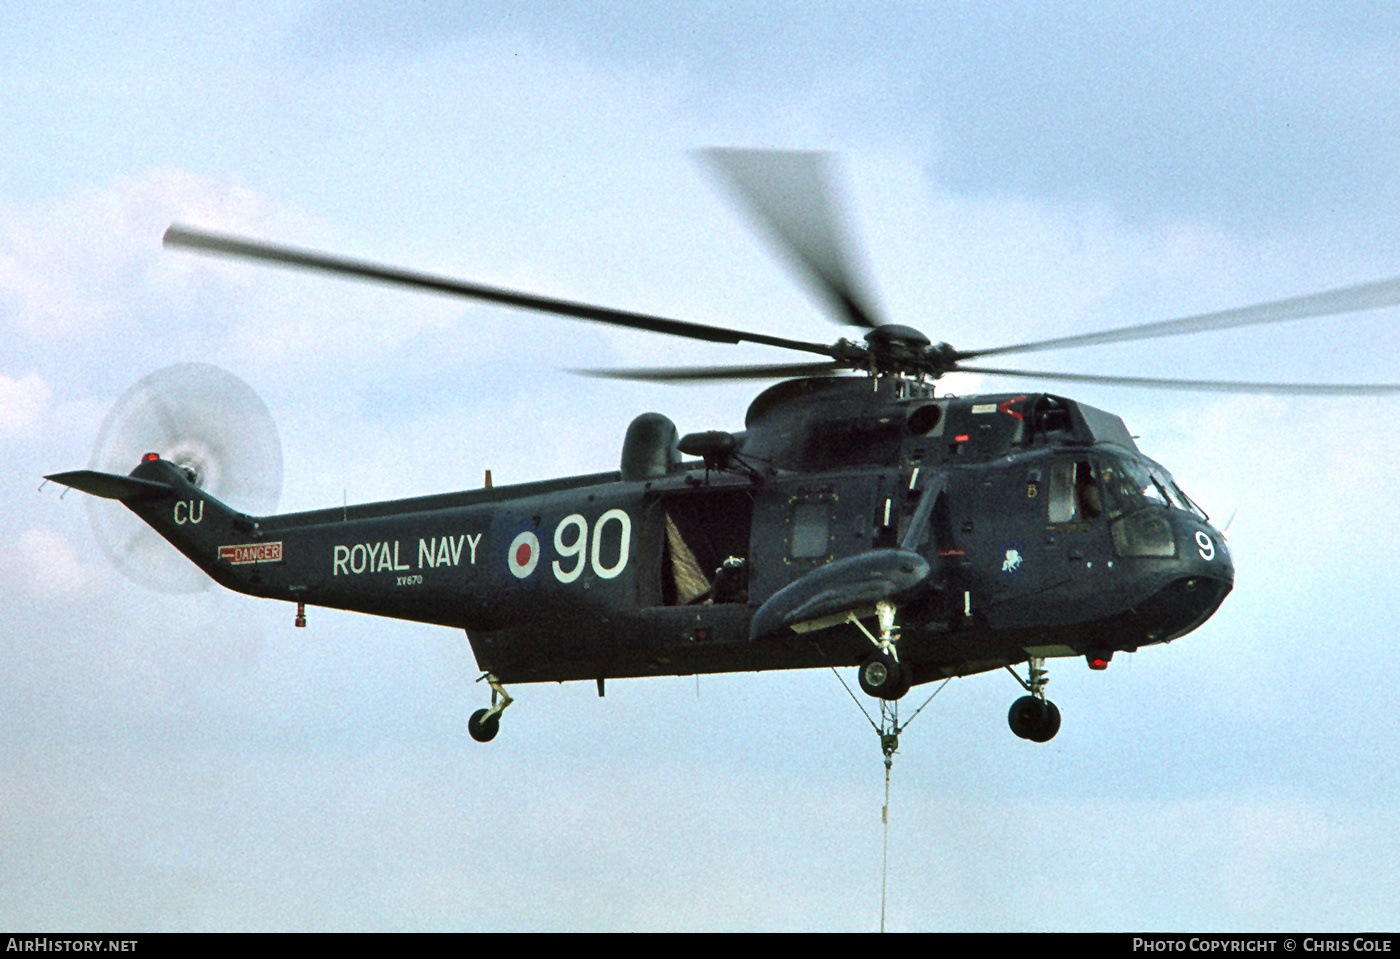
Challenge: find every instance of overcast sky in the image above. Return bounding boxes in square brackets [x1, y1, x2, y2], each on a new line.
[4, 2, 1400, 932]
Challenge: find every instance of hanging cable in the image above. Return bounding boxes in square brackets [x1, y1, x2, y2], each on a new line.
[813, 644, 957, 931]
[880, 699, 897, 932]
[876, 679, 952, 931]
[828, 665, 880, 734]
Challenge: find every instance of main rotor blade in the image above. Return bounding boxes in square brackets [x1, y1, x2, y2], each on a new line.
[572, 360, 847, 382]
[164, 225, 840, 357]
[700, 149, 883, 330]
[958, 365, 1400, 395]
[958, 273, 1400, 360]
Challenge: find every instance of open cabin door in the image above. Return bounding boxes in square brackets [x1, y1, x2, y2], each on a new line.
[640, 487, 755, 607]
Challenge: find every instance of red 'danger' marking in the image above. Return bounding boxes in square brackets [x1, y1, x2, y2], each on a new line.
[218, 541, 284, 565]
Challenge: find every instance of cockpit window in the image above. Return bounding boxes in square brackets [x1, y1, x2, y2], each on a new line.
[1167, 478, 1208, 521]
[1098, 457, 1207, 521]
[1141, 470, 1171, 508]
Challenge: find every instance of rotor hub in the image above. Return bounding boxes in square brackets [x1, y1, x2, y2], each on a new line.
[857, 326, 964, 378]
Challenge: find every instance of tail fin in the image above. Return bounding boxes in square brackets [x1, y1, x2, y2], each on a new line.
[48, 455, 262, 591]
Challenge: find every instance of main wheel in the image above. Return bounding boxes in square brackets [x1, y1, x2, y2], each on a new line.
[1007, 696, 1061, 742]
[468, 708, 500, 743]
[1031, 700, 1061, 742]
[858, 652, 910, 701]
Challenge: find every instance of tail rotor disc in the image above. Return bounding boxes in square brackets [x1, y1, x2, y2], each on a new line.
[86, 363, 282, 593]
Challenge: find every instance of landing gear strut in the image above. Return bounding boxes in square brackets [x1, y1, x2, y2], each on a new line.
[1006, 657, 1061, 742]
[468, 673, 514, 743]
[853, 600, 910, 701]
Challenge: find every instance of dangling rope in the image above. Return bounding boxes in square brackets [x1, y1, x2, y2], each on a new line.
[825, 660, 953, 932]
[880, 700, 898, 933]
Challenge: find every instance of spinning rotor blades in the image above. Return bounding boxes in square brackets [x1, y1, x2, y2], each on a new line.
[573, 360, 847, 383]
[958, 272, 1400, 361]
[163, 226, 838, 360]
[166, 149, 1400, 395]
[700, 148, 883, 330]
[956, 367, 1400, 396]
[87, 363, 282, 593]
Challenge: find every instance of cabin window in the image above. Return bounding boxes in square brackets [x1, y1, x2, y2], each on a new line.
[791, 501, 831, 558]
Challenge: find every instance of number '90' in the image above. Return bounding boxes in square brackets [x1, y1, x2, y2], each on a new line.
[552, 509, 631, 582]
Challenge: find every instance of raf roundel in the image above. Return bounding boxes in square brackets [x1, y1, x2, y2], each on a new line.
[507, 530, 541, 579]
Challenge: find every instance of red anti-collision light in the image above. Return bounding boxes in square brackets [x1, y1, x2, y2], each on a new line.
[142, 452, 160, 461]
[1089, 657, 1109, 670]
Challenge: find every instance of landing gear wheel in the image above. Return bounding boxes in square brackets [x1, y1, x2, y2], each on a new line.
[859, 651, 911, 701]
[467, 672, 513, 744]
[468, 708, 500, 743]
[1008, 695, 1061, 742]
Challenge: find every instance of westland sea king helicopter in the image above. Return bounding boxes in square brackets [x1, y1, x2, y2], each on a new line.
[47, 151, 1400, 745]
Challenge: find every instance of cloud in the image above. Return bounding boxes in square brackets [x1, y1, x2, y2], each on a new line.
[0, 372, 51, 439]
[5, 527, 93, 598]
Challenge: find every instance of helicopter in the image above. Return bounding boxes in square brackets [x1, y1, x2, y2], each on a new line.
[45, 150, 1400, 744]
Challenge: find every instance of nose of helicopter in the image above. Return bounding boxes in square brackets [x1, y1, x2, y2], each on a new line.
[1138, 516, 1235, 645]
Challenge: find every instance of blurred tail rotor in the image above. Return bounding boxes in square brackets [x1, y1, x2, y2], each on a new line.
[86, 363, 282, 593]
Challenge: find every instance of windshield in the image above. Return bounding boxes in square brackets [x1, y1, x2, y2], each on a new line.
[1097, 457, 1207, 521]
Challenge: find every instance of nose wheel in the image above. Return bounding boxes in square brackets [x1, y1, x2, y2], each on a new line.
[1005, 657, 1061, 742]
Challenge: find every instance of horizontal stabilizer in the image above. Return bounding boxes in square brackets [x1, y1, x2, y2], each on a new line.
[45, 469, 174, 501]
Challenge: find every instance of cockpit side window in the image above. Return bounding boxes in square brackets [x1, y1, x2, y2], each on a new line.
[1076, 461, 1102, 520]
[1096, 460, 1132, 518]
[1048, 460, 1101, 523]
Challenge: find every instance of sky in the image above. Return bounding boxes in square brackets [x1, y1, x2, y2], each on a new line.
[3, 1, 1400, 932]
